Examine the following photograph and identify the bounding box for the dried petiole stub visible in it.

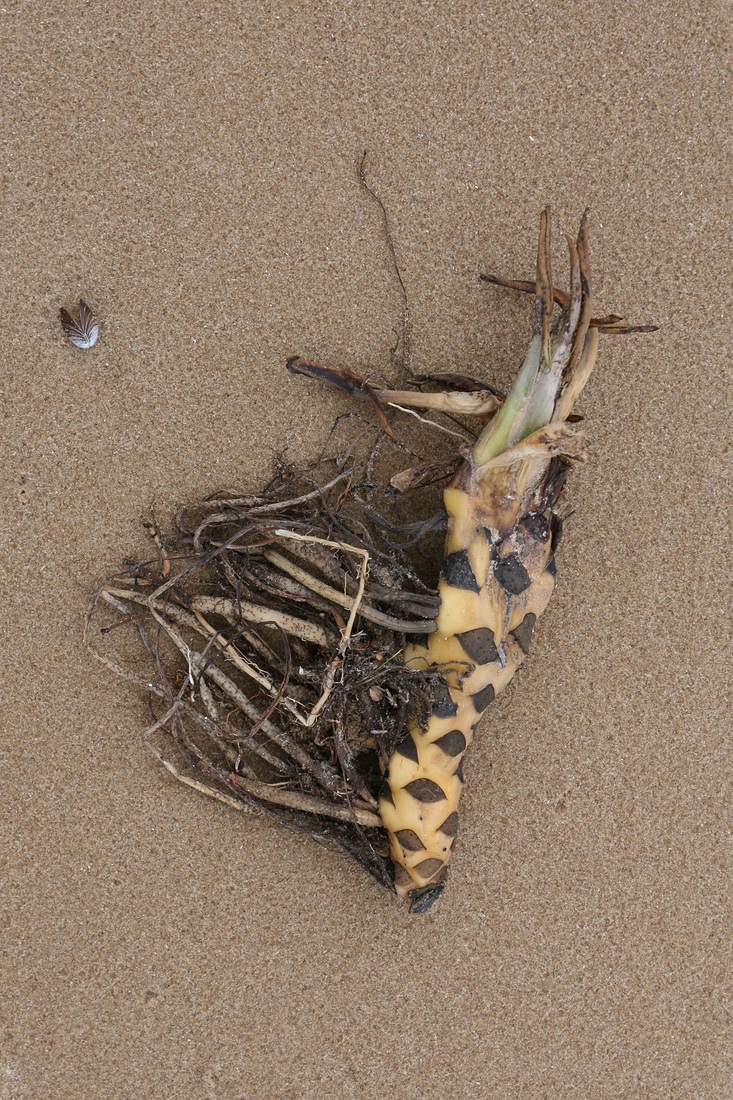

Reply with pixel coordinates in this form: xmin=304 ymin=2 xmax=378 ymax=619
xmin=88 ymin=206 xmax=655 ymax=912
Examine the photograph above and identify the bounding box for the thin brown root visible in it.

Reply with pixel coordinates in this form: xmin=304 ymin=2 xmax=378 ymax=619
xmin=230 ymin=773 xmax=382 ymax=827
xmin=261 ymin=547 xmax=434 ymax=634
xmin=384 ymin=402 xmax=473 ymax=442
xmin=358 ymin=150 xmax=412 ymax=379
xmin=272 ymin=529 xmax=369 ymax=728
xmin=147 ymin=737 xmax=382 ymax=828
xmin=103 ymin=586 xmax=332 ymax=648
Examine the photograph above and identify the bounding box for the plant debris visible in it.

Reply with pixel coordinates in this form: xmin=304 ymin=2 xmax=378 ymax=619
xmin=86 ymin=454 xmax=449 ymax=890
xmin=59 ymin=299 xmax=99 ymax=349
xmin=87 ymin=189 xmax=656 ymax=912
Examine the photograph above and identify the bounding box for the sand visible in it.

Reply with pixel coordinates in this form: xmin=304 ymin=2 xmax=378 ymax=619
xmin=2 ymin=3 xmax=731 ymax=1097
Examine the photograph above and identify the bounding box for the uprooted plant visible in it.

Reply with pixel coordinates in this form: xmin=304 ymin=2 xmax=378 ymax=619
xmin=87 ymin=199 xmax=655 ymax=912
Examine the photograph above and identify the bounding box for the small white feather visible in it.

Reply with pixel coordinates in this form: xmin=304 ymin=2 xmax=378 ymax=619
xmin=60 ymin=299 xmax=99 ymax=349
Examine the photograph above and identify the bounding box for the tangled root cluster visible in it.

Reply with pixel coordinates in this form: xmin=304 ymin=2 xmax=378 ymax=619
xmin=86 ymin=453 xmax=447 ymax=889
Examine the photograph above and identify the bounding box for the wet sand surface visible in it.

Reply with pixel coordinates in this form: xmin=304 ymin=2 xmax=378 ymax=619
xmin=2 ymin=4 xmax=731 ymax=1097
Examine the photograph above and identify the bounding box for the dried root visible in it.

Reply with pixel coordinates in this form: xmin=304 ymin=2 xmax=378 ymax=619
xmin=86 ymin=455 xmax=446 ymax=891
